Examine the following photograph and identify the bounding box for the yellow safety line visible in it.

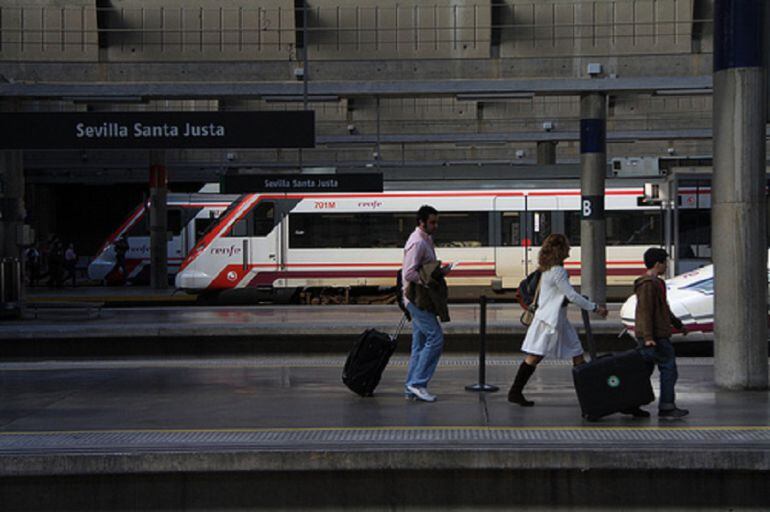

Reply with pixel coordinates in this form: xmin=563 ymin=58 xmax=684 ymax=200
xmin=2 ymin=425 xmax=770 ymax=436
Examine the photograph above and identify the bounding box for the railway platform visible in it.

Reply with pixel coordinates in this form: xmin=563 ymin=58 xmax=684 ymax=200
xmin=0 ymin=304 xmax=638 ymax=358
xmin=26 ymin=285 xmax=197 ymax=306
xmin=1 ymin=354 xmax=769 ymax=510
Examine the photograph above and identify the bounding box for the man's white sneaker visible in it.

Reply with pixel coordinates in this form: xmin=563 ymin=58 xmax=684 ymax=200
xmin=406 ymin=385 xmax=437 ymax=402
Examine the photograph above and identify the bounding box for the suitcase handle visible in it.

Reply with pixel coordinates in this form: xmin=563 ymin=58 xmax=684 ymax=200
xmin=580 ymin=308 xmax=597 ymax=361
xmin=391 ymin=314 xmax=407 ymax=342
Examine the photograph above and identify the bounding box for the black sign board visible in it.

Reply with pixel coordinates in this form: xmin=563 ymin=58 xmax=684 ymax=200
xmin=222 ymin=173 xmax=383 ymax=193
xmin=580 ymin=195 xmax=605 ymax=220
xmin=0 ymin=111 xmax=315 ymax=149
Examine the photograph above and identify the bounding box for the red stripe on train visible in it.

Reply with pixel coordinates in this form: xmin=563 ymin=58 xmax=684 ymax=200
xmin=245 ymin=269 xmax=497 ymax=287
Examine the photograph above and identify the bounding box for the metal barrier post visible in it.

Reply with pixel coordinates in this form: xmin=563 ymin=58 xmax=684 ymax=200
xmin=0 ymin=258 xmax=22 ymax=319
xmin=465 ymin=295 xmax=499 ymax=392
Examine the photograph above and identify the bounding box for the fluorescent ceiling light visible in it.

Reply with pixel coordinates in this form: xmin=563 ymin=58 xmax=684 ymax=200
xmin=262 ymin=95 xmax=339 ymax=103
xmin=456 ymin=92 xmax=534 ymax=101
xmin=654 ymin=88 xmax=712 ymax=96
xmin=65 ymin=96 xmax=145 ymax=103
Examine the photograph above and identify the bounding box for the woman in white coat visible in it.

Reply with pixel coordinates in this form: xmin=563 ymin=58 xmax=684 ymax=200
xmin=508 ymin=233 xmax=608 ymax=406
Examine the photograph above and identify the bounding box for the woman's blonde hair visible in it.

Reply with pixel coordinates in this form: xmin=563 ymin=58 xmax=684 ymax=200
xmin=538 ymin=233 xmax=570 ymax=271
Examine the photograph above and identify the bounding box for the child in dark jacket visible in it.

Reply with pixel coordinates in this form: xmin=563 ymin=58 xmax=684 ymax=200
xmin=634 ymin=247 xmax=689 ymax=419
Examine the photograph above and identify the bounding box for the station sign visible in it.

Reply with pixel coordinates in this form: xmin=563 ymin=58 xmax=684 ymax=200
xmin=0 ymin=111 xmax=315 ymax=149
xmin=580 ymin=195 xmax=605 ymax=220
xmin=222 ymin=173 xmax=383 ymax=193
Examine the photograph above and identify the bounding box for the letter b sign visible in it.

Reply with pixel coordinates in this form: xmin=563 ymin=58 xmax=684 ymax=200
xmin=581 ymin=195 xmax=604 ymax=220
xmin=582 ymin=199 xmax=592 ymax=217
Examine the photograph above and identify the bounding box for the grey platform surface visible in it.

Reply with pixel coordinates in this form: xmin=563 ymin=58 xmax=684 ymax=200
xmin=0 ymin=303 xmax=625 ymax=339
xmin=2 ymin=355 xmax=769 ymax=476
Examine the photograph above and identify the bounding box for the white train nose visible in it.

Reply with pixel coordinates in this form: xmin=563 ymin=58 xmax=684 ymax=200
xmin=175 ymin=268 xmax=211 ymax=290
xmin=87 ymin=258 xmax=114 ymax=281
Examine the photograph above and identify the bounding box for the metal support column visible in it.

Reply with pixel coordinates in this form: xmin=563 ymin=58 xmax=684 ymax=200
xmin=0 ymin=150 xmax=24 ymax=259
xmin=149 ymin=151 xmax=168 ymax=289
xmin=713 ymin=0 xmax=768 ymax=389
xmin=579 ymin=93 xmax=607 ymax=307
xmin=536 ymin=141 xmax=556 ymax=165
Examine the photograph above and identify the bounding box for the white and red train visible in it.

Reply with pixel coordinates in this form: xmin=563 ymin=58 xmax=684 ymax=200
xmin=87 ymin=193 xmax=238 ymax=284
xmin=174 ymin=183 xmax=710 ymax=294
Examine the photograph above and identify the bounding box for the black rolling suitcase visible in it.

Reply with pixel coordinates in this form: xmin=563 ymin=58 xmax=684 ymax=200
xmin=342 ymin=316 xmax=407 ymax=397
xmin=572 ymin=309 xmax=655 ymax=421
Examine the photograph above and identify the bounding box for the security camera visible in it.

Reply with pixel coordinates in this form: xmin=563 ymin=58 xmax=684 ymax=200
xmin=542 ymin=121 xmax=554 ymax=132
xmin=372 ymin=151 xmax=380 ymax=160
xmin=667 ymin=147 xmax=676 ymax=155
xmin=515 ymin=150 xmax=526 ymax=159
xmin=226 ymin=152 xmax=237 ymax=161
xmin=347 ymin=124 xmax=356 ymax=134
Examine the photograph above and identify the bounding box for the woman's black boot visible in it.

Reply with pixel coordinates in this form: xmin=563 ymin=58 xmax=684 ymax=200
xmin=507 ymin=361 xmax=536 ymax=406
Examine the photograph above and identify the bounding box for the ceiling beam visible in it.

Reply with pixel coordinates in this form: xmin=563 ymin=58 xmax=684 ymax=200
xmin=0 ymin=76 xmax=713 ymax=100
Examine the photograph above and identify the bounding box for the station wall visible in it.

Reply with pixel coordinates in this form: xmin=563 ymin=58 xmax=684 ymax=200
xmin=0 ymin=0 xmax=707 ymax=62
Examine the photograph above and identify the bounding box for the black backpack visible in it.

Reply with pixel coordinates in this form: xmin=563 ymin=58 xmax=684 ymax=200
xmin=516 ymin=270 xmax=542 ymax=310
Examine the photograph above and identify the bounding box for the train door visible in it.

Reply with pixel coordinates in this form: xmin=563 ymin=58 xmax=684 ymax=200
xmin=167 ymin=208 xmax=184 ymax=271
xmin=247 ymin=200 xmax=280 ymax=276
xmin=525 ymin=195 xmax=558 ymax=273
xmin=189 ymin=209 xmax=220 ymax=255
xmin=493 ymin=196 xmax=526 ymax=288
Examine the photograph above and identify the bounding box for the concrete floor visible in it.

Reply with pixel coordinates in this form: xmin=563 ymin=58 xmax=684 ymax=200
xmin=2 ymin=355 xmax=767 ymax=432
xmin=2 ymin=303 xmax=624 ymax=339
xmin=4 ymin=355 xmax=770 ymax=511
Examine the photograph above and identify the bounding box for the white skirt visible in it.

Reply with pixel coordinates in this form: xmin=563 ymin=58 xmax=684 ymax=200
xmin=521 ymin=308 xmax=584 ymax=359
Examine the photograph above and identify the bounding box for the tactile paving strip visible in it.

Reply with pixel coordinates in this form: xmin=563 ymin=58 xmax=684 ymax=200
xmin=0 ymin=357 xmax=716 ymax=371
xmin=1 ymin=427 xmax=769 ymax=455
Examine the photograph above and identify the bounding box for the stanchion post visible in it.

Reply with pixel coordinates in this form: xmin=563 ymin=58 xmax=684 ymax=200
xmin=465 ymin=295 xmax=499 ymax=392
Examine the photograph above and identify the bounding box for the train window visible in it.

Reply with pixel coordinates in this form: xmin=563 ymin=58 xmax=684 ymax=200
xmin=679 ymin=209 xmax=710 ymax=258
xmin=195 ymin=218 xmax=214 ymax=240
xmin=565 ymin=211 xmax=581 ymax=246
xmin=606 ymin=210 xmax=662 ymax=245
xmin=431 ymin=212 xmax=489 ymax=248
xmin=228 ymin=218 xmax=249 ymax=237
xmin=291 ymin=213 xmax=359 ymax=248
xmin=565 ymin=210 xmax=663 ymax=246
xmin=530 ymin=212 xmax=552 ymax=246
xmin=125 ymin=210 xmax=149 ymax=237
xmin=501 ymin=212 xmax=522 ymax=246
xmin=167 ymin=209 xmax=183 ymax=234
xmin=288 ymin=212 xmax=488 ymax=249
xmin=252 ymin=202 xmax=275 ymax=237
xmin=290 ymin=212 xmax=413 ymax=248
xmin=364 ymin=213 xmax=414 ymax=247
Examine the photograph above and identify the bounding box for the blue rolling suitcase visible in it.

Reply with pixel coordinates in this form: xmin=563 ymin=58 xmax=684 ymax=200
xmin=572 ymin=309 xmax=655 ymax=421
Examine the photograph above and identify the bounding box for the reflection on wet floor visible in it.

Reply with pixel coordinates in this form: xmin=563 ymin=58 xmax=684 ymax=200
xmin=1 ymin=356 xmax=767 ymax=432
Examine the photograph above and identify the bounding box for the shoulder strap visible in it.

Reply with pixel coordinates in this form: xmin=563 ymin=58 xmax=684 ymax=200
xmin=531 ymin=274 xmax=542 ymax=307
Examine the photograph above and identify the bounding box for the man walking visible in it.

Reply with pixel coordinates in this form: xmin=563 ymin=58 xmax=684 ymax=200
xmin=402 ymin=205 xmax=450 ymax=402
xmin=634 ymin=247 xmax=689 ymax=419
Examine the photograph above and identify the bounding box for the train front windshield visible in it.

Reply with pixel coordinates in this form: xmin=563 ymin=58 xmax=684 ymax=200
xmin=194 ymin=194 xmax=247 ymax=246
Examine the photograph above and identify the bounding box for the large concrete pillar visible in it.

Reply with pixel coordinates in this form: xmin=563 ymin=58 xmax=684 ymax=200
xmin=712 ymin=0 xmax=767 ymax=389
xmin=536 ymin=141 xmax=556 ymax=165
xmin=149 ymin=152 xmax=168 ymax=289
xmin=0 ymin=151 xmax=25 ymax=259
xmin=579 ymin=94 xmax=607 ymax=306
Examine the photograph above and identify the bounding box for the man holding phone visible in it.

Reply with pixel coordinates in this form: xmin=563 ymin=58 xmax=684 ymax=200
xmin=401 ymin=205 xmax=452 ymax=402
